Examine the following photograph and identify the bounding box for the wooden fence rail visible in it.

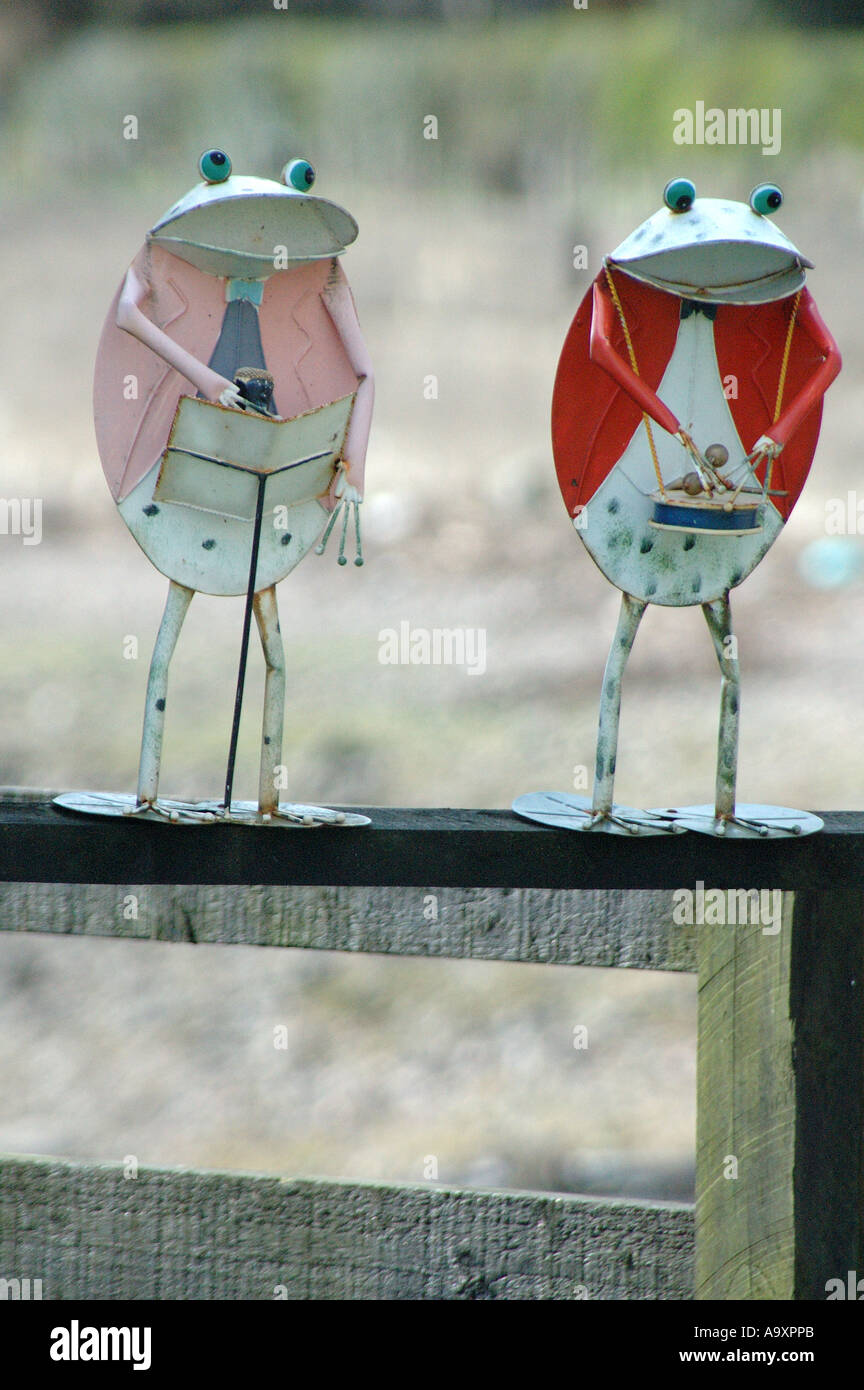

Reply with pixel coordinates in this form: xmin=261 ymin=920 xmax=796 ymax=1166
xmin=0 ymin=1156 xmax=693 ymax=1302
xmin=0 ymin=792 xmax=861 ymax=1300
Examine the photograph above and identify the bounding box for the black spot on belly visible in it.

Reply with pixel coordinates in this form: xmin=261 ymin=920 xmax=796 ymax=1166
xmin=202 ymin=539 xmax=216 ymax=550
xmin=281 ymin=533 xmax=292 ymax=546
xmin=155 ymin=698 xmax=165 ymax=712
xmin=639 ymin=536 xmax=654 ymax=554
xmin=683 ymin=534 xmax=696 ymax=551
xmin=143 ymin=504 xmax=159 ymax=517
xmin=691 ymin=575 xmax=702 ymax=592
xmin=730 ymin=569 xmax=743 ymax=586
xmin=610 ymin=528 xmax=633 ymax=550
xmin=264 ymin=736 xmax=271 ymax=745
xmin=645 ymin=580 xmax=657 ymax=596
xmin=607 ymin=497 xmax=620 ymax=515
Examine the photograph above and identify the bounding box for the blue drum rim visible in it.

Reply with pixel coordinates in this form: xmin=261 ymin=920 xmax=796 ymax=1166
xmin=649 ymin=500 xmax=762 ymax=533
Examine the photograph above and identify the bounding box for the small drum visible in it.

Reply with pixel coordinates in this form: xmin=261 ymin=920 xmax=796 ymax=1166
xmin=648 ymin=488 xmax=763 ymax=536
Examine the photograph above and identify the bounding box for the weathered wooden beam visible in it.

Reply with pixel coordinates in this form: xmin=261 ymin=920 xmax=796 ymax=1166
xmin=0 ymin=1154 xmax=694 ymax=1301
xmin=790 ymin=890 xmax=864 ymax=1300
xmin=0 ymin=791 xmax=860 ymax=889
xmin=0 ymin=882 xmax=696 ymax=971
xmin=695 ymin=889 xmax=864 ymax=1300
xmin=695 ymin=895 xmax=796 ymax=1298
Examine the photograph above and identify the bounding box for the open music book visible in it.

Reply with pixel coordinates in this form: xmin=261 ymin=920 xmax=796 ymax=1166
xmin=154 ymin=390 xmax=357 ymax=522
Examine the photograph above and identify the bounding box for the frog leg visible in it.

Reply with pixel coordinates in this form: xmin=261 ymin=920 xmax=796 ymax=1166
xmin=250 ymin=587 xmax=354 ymax=827
xmin=512 ymin=592 xmax=685 ymax=835
xmin=136 ymin=580 xmax=195 ymax=810
xmin=665 ymin=595 xmax=821 ymax=836
xmin=252 ymin=585 xmax=285 ymax=815
xmin=703 ymin=594 xmax=739 ymax=825
xmin=513 ymin=591 xmax=681 ymax=834
xmin=590 ymin=592 xmax=651 ymax=830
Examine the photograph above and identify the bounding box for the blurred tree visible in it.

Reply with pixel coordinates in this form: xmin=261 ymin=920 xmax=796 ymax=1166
xmin=667 ymin=0 xmax=864 ymax=28
xmin=11 ymin=0 xmax=864 ymax=22
xmin=15 ymin=0 xmax=644 ymax=28
xmin=785 ymin=0 xmax=864 ymax=22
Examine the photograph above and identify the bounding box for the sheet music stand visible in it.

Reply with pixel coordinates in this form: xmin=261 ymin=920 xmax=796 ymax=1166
xmin=154 ymin=390 xmax=356 ymax=812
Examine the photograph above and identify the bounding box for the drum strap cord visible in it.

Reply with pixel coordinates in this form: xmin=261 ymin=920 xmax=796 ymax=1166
xmin=603 ymin=263 xmax=667 ymax=498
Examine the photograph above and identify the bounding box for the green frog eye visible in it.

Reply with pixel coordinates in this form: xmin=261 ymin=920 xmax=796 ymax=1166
xmin=198 ymin=149 xmax=232 ymax=184
xmin=281 ymin=158 xmax=315 ymax=191
xmin=663 ymin=177 xmax=696 ymax=213
xmin=750 ymin=183 xmax=783 ymax=215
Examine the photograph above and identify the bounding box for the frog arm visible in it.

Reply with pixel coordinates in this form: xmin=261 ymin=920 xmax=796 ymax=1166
xmin=115 ymin=265 xmax=236 ymax=404
xmin=765 ymin=288 xmax=842 ymax=450
xmin=321 ymin=260 xmax=374 ymax=499
xmin=589 ymin=277 xmax=681 ymax=438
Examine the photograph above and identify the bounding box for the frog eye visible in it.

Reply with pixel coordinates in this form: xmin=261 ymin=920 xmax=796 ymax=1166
xmin=749 ymin=183 xmax=783 ymax=215
xmin=198 ymin=149 xmax=232 ymax=184
xmin=663 ymin=177 xmax=696 ymax=213
xmin=281 ymin=158 xmax=315 ymax=191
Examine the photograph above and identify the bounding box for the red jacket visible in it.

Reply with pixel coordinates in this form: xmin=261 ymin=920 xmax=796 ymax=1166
xmin=553 ymin=270 xmax=841 ymax=523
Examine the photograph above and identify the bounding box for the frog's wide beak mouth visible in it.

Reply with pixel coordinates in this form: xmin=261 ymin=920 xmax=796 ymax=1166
xmin=148 ymin=186 xmax=357 ymax=277
xmin=609 ymin=242 xmax=810 ymax=305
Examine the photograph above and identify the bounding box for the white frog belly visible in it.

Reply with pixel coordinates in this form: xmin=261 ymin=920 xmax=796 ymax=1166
xmin=119 ymin=458 xmax=328 ymax=597
xmin=580 ymin=312 xmax=781 ymax=606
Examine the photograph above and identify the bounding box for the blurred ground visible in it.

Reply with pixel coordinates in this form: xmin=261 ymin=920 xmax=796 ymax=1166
xmin=0 ymin=933 xmax=696 ymax=1200
xmin=1 ymin=9 xmax=863 ymax=1200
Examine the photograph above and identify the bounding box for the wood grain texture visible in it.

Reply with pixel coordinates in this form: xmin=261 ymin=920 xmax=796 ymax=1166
xmin=0 ymin=1155 xmax=694 ymax=1301
xmin=0 ymin=882 xmax=696 ymax=971
xmin=0 ymin=791 xmax=856 ymax=889
xmin=695 ymin=894 xmax=796 ymax=1300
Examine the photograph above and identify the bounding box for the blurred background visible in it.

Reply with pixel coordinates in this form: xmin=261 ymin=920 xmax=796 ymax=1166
xmin=1 ymin=0 xmax=863 ymax=1204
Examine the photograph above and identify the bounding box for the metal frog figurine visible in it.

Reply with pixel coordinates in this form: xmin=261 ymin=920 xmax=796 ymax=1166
xmin=57 ymin=149 xmax=373 ymax=827
xmin=514 ymin=179 xmax=841 ymax=838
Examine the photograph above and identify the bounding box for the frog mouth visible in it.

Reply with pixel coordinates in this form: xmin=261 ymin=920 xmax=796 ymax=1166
xmin=608 ymin=242 xmax=811 ymax=305
xmin=149 ymin=184 xmax=358 ymax=277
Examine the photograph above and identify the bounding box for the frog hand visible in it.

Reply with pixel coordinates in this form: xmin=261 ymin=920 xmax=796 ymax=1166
xmin=219 ymin=383 xmax=245 ymax=410
xmin=317 ymin=472 xmax=365 ymax=567
xmin=330 ymin=463 xmax=362 ymax=507
xmin=749 ymin=434 xmax=783 ymax=461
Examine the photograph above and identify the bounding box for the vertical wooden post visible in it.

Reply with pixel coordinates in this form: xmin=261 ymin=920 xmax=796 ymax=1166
xmin=789 ymin=890 xmax=864 ymax=1299
xmin=695 ymin=889 xmax=864 ymax=1299
xmin=695 ymin=893 xmax=797 ymax=1298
